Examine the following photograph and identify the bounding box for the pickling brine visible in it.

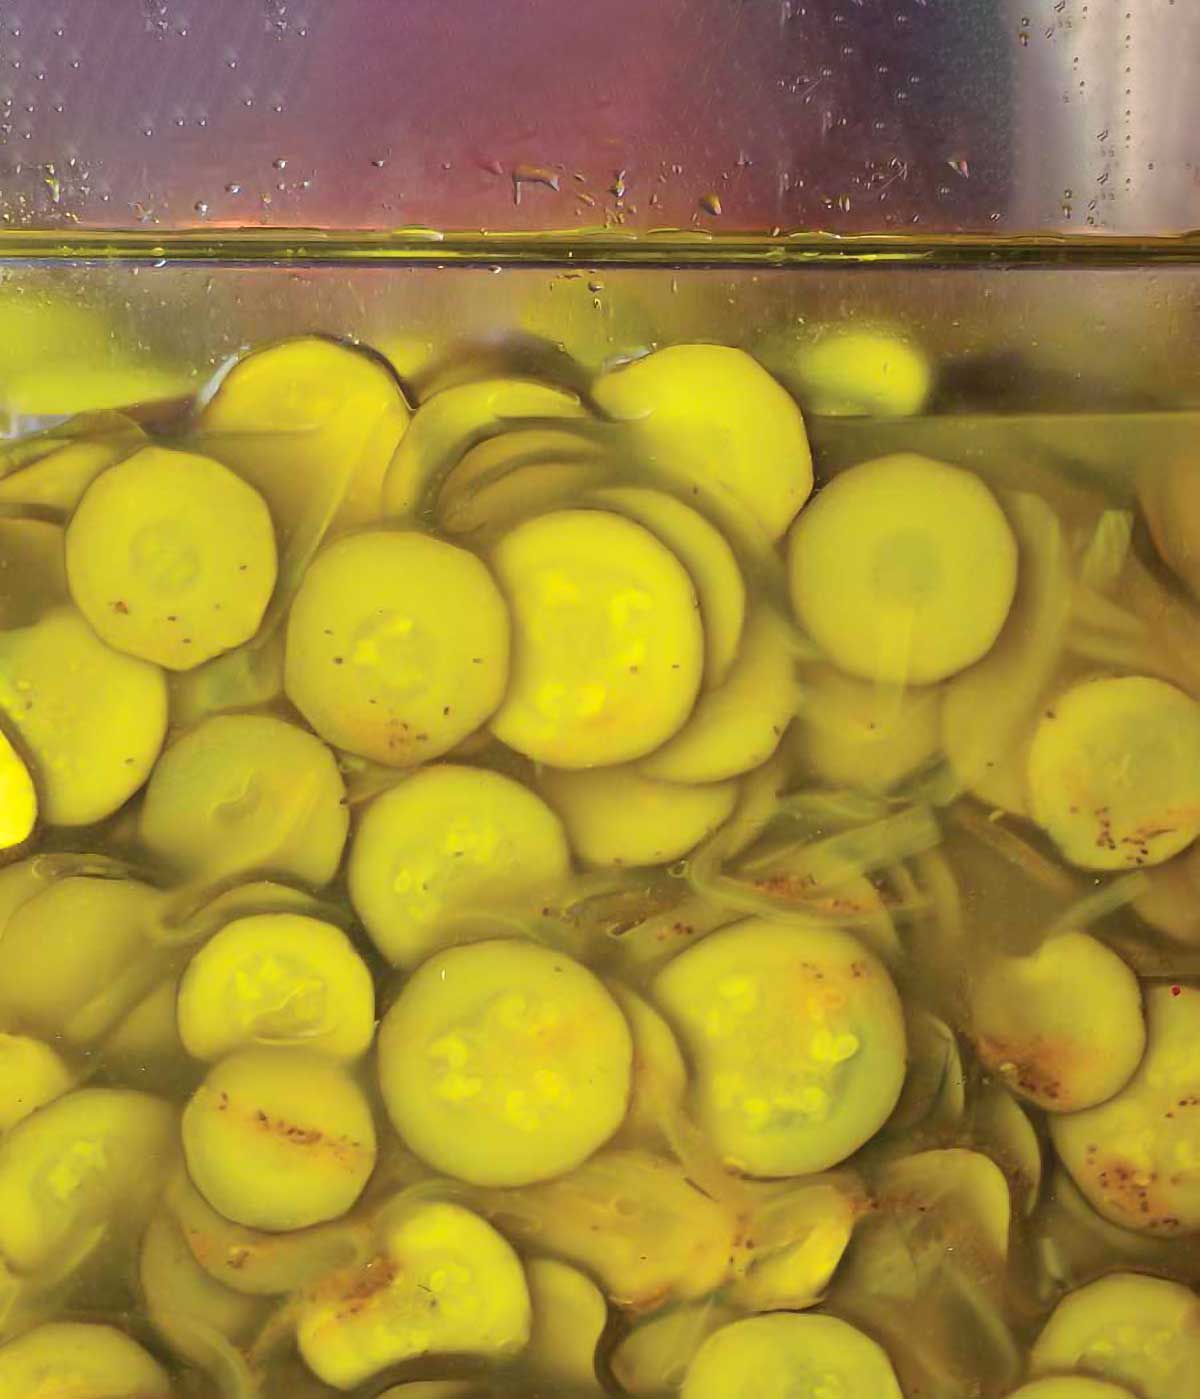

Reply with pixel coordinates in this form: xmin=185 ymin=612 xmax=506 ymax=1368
xmin=0 ymin=321 xmax=1198 ymax=1399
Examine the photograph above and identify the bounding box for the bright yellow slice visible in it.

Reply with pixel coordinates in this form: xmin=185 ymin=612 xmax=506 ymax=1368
xmin=177 ymin=913 xmax=376 ymax=1062
xmin=0 ymin=1088 xmax=176 ymax=1277
xmin=1030 ymin=1272 xmax=1200 ymax=1399
xmin=1027 ymin=675 xmax=1200 ymax=870
xmin=788 ymin=453 xmax=1018 ymax=684
xmin=139 ymin=713 xmax=348 ymax=886
xmin=182 ymin=1046 xmax=377 ymax=1231
xmin=788 ymin=327 xmax=932 ymax=417
xmin=593 ymin=344 xmax=813 ymax=539
xmin=296 ymin=1199 xmax=531 ymax=1390
xmin=1051 ymin=983 xmax=1200 ymax=1235
xmin=66 ymin=445 xmax=277 ymax=670
xmin=197 ymin=334 xmax=411 ymax=532
xmin=285 ymin=530 xmax=510 ymax=766
xmin=378 ymin=938 xmax=632 ymax=1186
xmin=0 ymin=1322 xmax=172 ymax=1399
xmin=0 ymin=605 xmax=167 ymax=825
xmin=653 ymin=917 xmax=906 ymax=1177
xmin=970 ymin=931 xmax=1145 ymax=1112
xmin=348 ymin=763 xmax=570 ymax=968
xmin=489 ymin=508 xmax=702 ymax=767
xmin=682 ymin=1313 xmax=903 ymax=1399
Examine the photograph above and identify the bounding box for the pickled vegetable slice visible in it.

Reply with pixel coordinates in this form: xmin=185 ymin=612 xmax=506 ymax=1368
xmin=1030 ymin=1272 xmax=1200 ymax=1399
xmin=296 ymin=1199 xmax=531 ymax=1390
xmin=197 ymin=335 xmax=411 ymax=532
xmin=382 ymin=376 xmax=586 ymax=522
xmin=788 ymin=453 xmax=1018 ymax=684
xmin=141 ymin=1211 xmax=265 ymax=1346
xmin=525 ymin=1256 xmax=606 ymax=1391
xmin=0 ymin=1322 xmax=171 ymax=1399
xmin=539 ymin=764 xmax=737 ymax=868
xmin=167 ymin=1169 xmax=366 ymax=1297
xmin=285 ymin=531 xmax=510 ymax=766
xmin=593 ymin=345 xmax=813 ymax=540
xmin=0 ymin=729 xmax=35 ymax=850
xmin=682 ymin=1313 xmax=903 ymax=1399
xmin=0 ymin=606 xmax=167 ymax=825
xmin=489 ymin=508 xmax=703 ymax=767
xmin=0 ymin=1035 xmax=73 ymax=1131
xmin=139 ymin=713 xmax=348 ymax=886
xmin=1051 ymin=983 xmax=1200 ymax=1234
xmin=0 ymin=427 xmax=141 ymax=513
xmin=0 ymin=1088 xmax=175 ymax=1276
xmin=652 ymin=918 xmax=906 ymax=1176
xmin=943 ymin=492 xmax=1070 ymax=813
xmin=182 ymin=1047 xmax=377 ymax=1231
xmin=66 ymin=445 xmax=277 ymax=670
xmin=378 ymin=939 xmax=632 ymax=1186
xmin=639 ymin=606 xmax=799 ymax=784
xmin=478 ymin=1149 xmax=736 ymax=1309
xmin=586 ymin=485 xmax=747 ymax=686
xmin=787 ymin=328 xmax=932 ymax=418
xmin=970 ymin=931 xmax=1145 ymax=1112
xmin=0 ymin=876 xmax=167 ymax=1046
xmin=1027 ymin=675 xmax=1200 ymax=870
xmin=348 ymin=764 xmax=570 ymax=968
xmin=177 ymin=913 xmax=376 ymax=1062
xmin=793 ymin=664 xmax=942 ymax=793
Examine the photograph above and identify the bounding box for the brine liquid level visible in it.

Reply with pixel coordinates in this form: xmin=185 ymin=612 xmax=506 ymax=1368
xmin=0 ymin=313 xmax=1198 ymax=1399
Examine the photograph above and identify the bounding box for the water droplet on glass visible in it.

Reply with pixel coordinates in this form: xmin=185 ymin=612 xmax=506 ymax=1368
xmin=194 ymin=200 xmax=210 ymax=216
xmin=226 ymin=57 xmax=238 ymax=69
xmin=225 ymin=182 xmax=242 ymax=194
xmin=273 ymin=157 xmax=287 ymax=170
xmin=143 ymin=127 xmax=154 ymax=138
xmin=699 ymin=191 xmax=722 ymax=215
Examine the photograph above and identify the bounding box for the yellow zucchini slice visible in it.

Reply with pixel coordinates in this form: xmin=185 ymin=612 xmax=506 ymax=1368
xmin=970 ymin=931 xmax=1145 ymax=1112
xmin=788 ymin=453 xmax=1018 ymax=684
xmin=285 ymin=530 xmax=510 ymax=766
xmin=0 ymin=1035 xmax=73 ymax=1132
xmin=139 ymin=713 xmax=348 ymax=886
xmin=177 ymin=913 xmax=376 ymax=1062
xmin=1051 ymin=983 xmax=1200 ymax=1234
xmin=379 ymin=939 xmax=631 ymax=1187
xmin=348 ymin=764 xmax=570 ymax=968
xmin=1027 ymin=675 xmax=1200 ymax=870
xmin=182 ymin=1046 xmax=377 ymax=1232
xmin=65 ymin=445 xmax=277 ymax=670
xmin=296 ymin=1198 xmax=530 ymax=1390
xmin=0 ymin=1322 xmax=171 ymax=1399
xmin=593 ymin=344 xmax=813 ymax=540
xmin=525 ymin=1256 xmax=607 ymax=1391
xmin=652 ymin=917 xmax=906 ymax=1176
xmin=1030 ymin=1272 xmax=1200 ymax=1399
xmin=682 ymin=1313 xmax=903 ymax=1399
xmin=786 ymin=327 xmax=932 ymax=418
xmin=489 ymin=508 xmax=703 ymax=767
xmin=0 ymin=606 xmax=167 ymax=826
xmin=196 ymin=335 xmax=411 ymax=532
